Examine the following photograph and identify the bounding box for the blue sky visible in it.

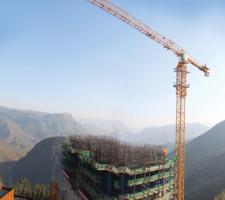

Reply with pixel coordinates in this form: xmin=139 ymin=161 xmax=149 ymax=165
xmin=0 ymin=0 xmax=225 ymax=128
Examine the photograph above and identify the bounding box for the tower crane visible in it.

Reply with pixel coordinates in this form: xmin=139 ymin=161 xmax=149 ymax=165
xmin=85 ymin=0 xmax=210 ymax=199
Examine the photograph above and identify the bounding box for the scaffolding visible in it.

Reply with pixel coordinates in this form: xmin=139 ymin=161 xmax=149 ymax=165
xmin=61 ymin=135 xmax=175 ymax=200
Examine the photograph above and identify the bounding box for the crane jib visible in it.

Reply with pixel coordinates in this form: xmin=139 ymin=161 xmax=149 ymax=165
xmin=87 ymin=0 xmax=209 ymax=75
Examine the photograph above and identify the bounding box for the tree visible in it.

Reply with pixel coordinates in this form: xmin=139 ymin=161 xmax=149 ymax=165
xmin=15 ymin=178 xmax=32 ymax=198
xmin=0 ymin=175 xmax=3 ymax=187
xmin=14 ymin=178 xmax=64 ymax=200
xmin=32 ymin=184 xmax=49 ymax=200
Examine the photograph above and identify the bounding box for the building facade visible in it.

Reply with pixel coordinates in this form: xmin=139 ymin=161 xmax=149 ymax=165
xmin=61 ymin=136 xmax=175 ymax=200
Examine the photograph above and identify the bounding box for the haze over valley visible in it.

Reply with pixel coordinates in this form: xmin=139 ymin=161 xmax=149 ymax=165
xmin=0 ymin=106 xmax=224 ymax=200
xmin=0 ymin=106 xmax=208 ymax=162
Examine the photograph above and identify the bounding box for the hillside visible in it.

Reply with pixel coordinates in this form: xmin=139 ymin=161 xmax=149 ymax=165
xmin=185 ymin=120 xmax=225 ymax=200
xmin=0 ymin=106 xmax=86 ymax=162
xmin=0 ymin=141 xmax=27 ymax=162
xmin=0 ymin=137 xmax=65 ymax=186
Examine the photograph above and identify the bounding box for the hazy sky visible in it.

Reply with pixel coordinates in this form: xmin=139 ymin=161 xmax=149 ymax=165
xmin=0 ymin=0 xmax=225 ymax=128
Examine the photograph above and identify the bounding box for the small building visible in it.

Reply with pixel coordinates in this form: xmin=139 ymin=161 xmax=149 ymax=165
xmin=0 ymin=187 xmax=31 ymax=200
xmin=0 ymin=187 xmax=14 ymax=200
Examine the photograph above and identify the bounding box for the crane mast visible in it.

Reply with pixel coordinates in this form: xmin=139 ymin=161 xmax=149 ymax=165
xmin=85 ymin=0 xmax=210 ymax=200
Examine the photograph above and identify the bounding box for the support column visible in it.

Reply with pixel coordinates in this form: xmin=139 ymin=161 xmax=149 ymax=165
xmin=174 ymin=60 xmax=189 ymax=200
xmin=120 ymin=174 xmax=126 ymax=195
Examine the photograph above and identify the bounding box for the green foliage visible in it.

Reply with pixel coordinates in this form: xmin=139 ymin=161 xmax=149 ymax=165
xmin=214 ymin=189 xmax=225 ymax=200
xmin=32 ymin=184 xmax=49 ymax=200
xmin=15 ymin=178 xmax=32 ymax=198
xmin=14 ymin=178 xmax=65 ymax=200
xmin=0 ymin=175 xmax=3 ymax=185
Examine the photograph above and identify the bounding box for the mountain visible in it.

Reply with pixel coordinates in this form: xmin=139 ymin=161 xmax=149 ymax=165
xmin=0 ymin=120 xmax=218 ymax=200
xmin=77 ymin=119 xmax=133 ymax=133
xmin=0 ymin=137 xmax=65 ymax=186
xmin=185 ymin=120 xmax=225 ymax=200
xmin=0 ymin=106 xmax=86 ymax=162
xmin=125 ymin=123 xmax=208 ymax=145
xmin=78 ymin=119 xmax=208 ymax=145
xmin=77 ymin=118 xmax=137 ymax=141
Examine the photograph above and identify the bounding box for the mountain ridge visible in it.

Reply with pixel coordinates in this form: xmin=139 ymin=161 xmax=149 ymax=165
xmin=78 ymin=118 xmax=208 ymax=144
xmin=0 ymin=106 xmax=86 ymax=162
xmin=1 ymin=117 xmax=224 ymax=200
xmin=185 ymin=120 xmax=225 ymax=200
xmin=0 ymin=105 xmax=208 ymax=163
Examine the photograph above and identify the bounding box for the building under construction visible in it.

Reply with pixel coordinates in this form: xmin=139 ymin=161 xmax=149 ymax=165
xmin=61 ymin=135 xmax=175 ymax=200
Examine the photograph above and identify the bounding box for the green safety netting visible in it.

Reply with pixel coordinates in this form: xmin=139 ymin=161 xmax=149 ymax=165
xmin=62 ymin=144 xmax=175 ymax=199
xmin=125 ymin=180 xmax=174 ymax=200
xmin=80 ymin=166 xmax=102 ymax=184
xmin=114 ymin=171 xmax=174 ymax=189
xmin=64 ymin=147 xmax=175 ymax=175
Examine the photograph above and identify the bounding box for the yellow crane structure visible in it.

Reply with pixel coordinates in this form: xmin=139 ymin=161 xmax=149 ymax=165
xmin=85 ymin=0 xmax=210 ymax=199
